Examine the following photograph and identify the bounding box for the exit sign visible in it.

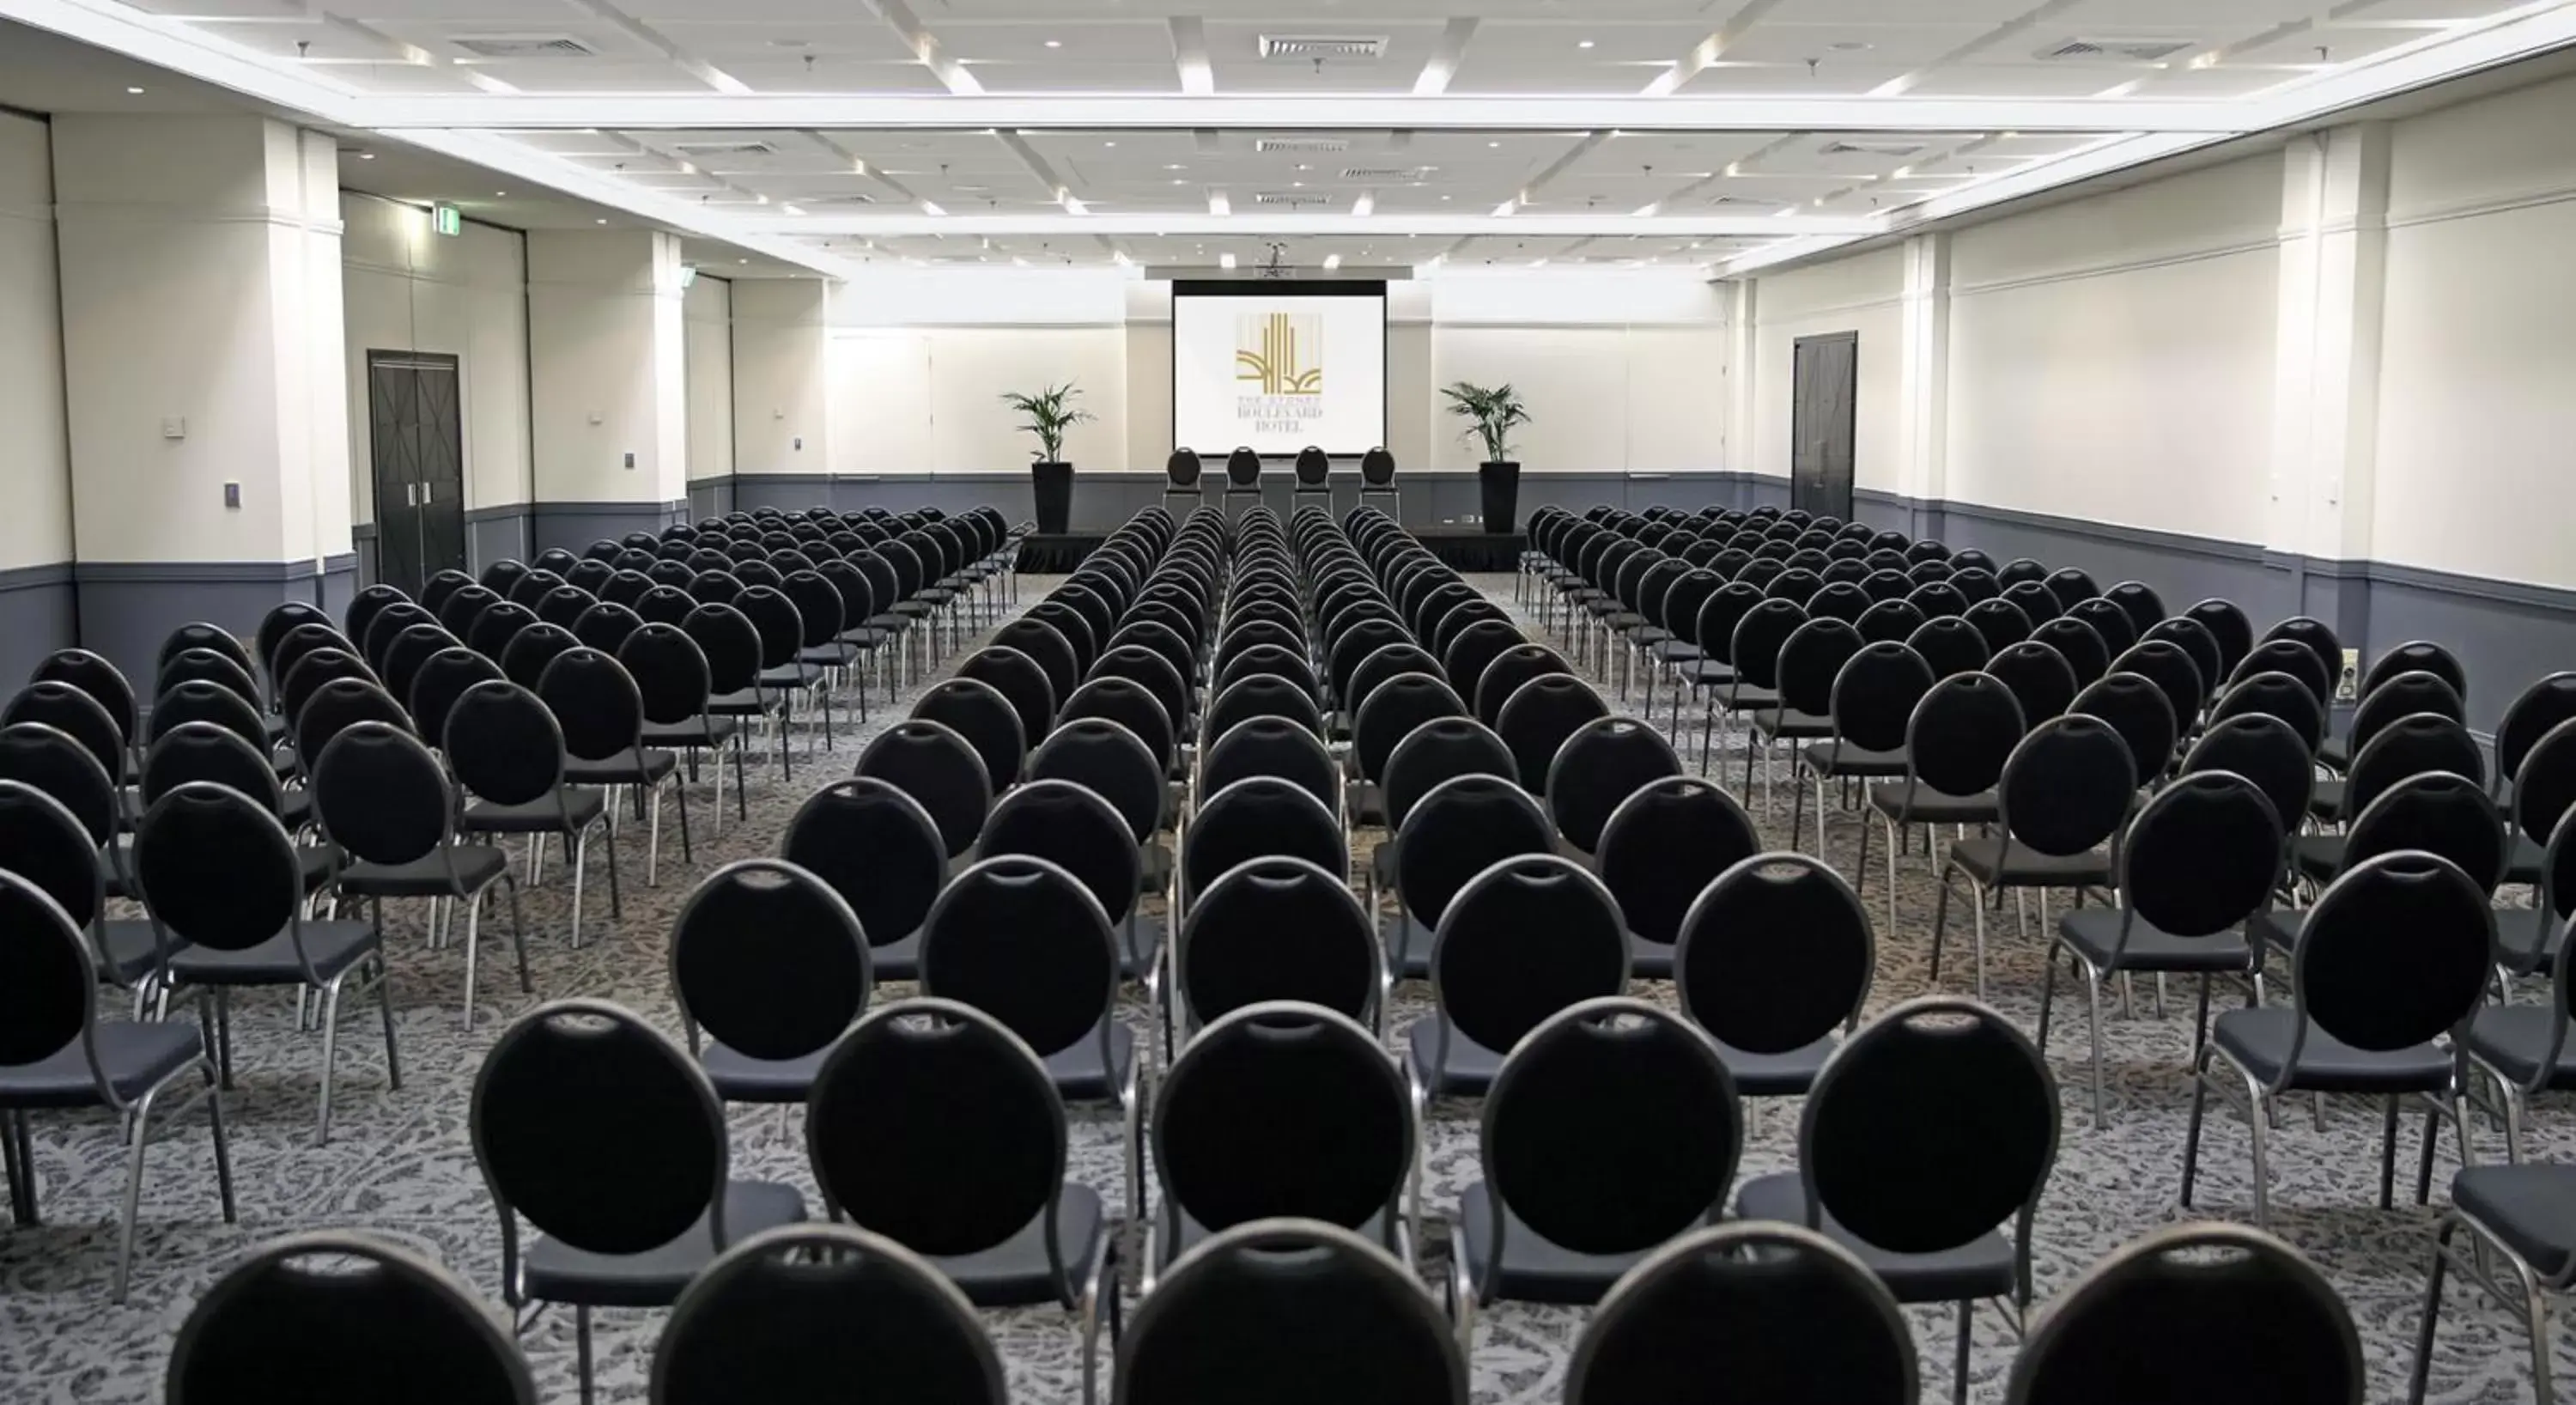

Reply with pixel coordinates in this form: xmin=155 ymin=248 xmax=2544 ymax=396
xmin=432 ymin=204 xmax=462 ymax=237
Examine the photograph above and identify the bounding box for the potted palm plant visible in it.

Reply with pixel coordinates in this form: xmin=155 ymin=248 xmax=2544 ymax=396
xmin=1002 ymin=382 xmax=1094 ymax=533
xmin=1443 ymin=381 xmax=1532 ymax=533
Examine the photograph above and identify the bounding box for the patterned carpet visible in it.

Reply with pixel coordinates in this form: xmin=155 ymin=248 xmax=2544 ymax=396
xmin=0 ymin=570 xmax=2565 ymax=1404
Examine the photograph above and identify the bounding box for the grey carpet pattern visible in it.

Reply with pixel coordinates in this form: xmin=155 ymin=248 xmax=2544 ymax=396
xmin=1 ymin=570 xmax=2566 ymax=1403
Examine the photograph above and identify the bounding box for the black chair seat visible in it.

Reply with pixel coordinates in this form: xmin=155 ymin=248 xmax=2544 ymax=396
xmin=1040 ymin=1019 xmax=1137 ymax=1104
xmin=701 ymin=1040 xmax=829 ymax=1104
xmin=1651 ymin=641 xmax=1703 ymax=664
xmin=1719 ymin=686 xmax=1781 ymax=713
xmin=523 ymin=1180 xmax=806 ymax=1308
xmin=2307 ymin=780 xmax=2345 ymax=821
xmin=1631 ymin=626 xmax=1671 ymax=646
xmin=935 ymin=1183 xmax=1107 ymax=1308
xmin=799 ymin=643 xmax=854 ymax=668
xmin=837 ymin=627 xmax=894 ymax=650
xmin=2507 ymin=831 xmax=2547 ymax=887
xmin=1455 ymin=1180 xmax=1650 ymax=1304
xmin=1370 ymin=840 xmax=1395 ymax=891
xmin=2290 ymin=834 xmax=2344 ymax=885
xmin=1748 ymin=708 xmax=1832 ymax=740
xmin=2057 ymin=908 xmax=2256 ymax=974
xmin=757 ymin=663 xmax=827 ymax=690
xmin=1351 ymin=782 xmax=1385 ymax=829
xmin=95 ymin=919 xmax=173 ymax=987
xmin=2465 ymin=1006 xmax=2576 ymax=1090
xmin=864 ymin=613 xmax=914 ymax=634
xmin=1163 ymin=1202 xmax=1395 ymax=1271
xmin=462 ymin=788 xmax=605 ymax=836
xmin=1116 ymin=916 xmax=1163 ymax=983
xmin=2318 ymin=737 xmax=2351 ymax=772
xmin=1947 ymin=838 xmax=2111 ymax=889
xmin=706 ymin=688 xmax=784 ymax=718
xmin=0 ymin=1019 xmax=204 ymax=1110
xmin=1733 ymin=1173 xmax=2015 ymax=1303
xmin=894 ymin=602 xmax=935 ymax=618
xmin=641 ymin=715 xmax=742 ymax=749
xmin=1628 ymin=934 xmax=1675 ymax=982
xmin=2497 ymin=906 xmax=2563 ymax=971
xmin=1141 ymin=841 xmax=1175 ymax=893
xmin=1867 ymin=785 xmax=1999 ymax=824
xmin=565 ymin=748 xmax=677 ymax=787
xmin=1677 ymin=660 xmax=1733 ymax=684
xmin=337 ymin=845 xmax=509 ymax=898
xmin=1800 ymin=742 xmax=1908 ymax=778
xmin=166 ymin=919 xmax=380 ymax=987
xmin=2209 ymin=1007 xmax=2453 ymax=1093
xmin=867 ymin=930 xmax=921 ymax=983
xmin=1602 ymin=611 xmax=1644 ymax=631
xmin=2453 ymin=1163 xmax=2576 ymax=1280
xmin=1404 ymin=1019 xmax=1506 ymax=1098
xmin=1384 ymin=910 xmax=1434 ymax=982
xmin=1715 ymin=1034 xmax=1838 ymax=1097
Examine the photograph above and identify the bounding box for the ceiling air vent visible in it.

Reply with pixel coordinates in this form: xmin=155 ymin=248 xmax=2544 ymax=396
xmin=1259 ymin=35 xmax=1388 ymax=62
xmin=1342 ymin=167 xmax=1429 ymax=183
xmin=671 ymin=141 xmax=780 ymax=157
xmin=1820 ymin=140 xmax=1927 ymax=158
xmin=2039 ymin=38 xmax=2195 ymax=62
xmin=1255 ymin=137 xmax=1351 ymax=155
xmin=1253 ymin=191 xmax=1335 ymax=208
xmin=450 ymin=34 xmax=597 ymax=58
xmin=797 ymin=194 xmax=877 ymax=206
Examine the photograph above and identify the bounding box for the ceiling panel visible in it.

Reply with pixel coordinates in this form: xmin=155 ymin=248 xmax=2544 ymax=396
xmin=1202 ymin=20 xmax=1450 ymax=94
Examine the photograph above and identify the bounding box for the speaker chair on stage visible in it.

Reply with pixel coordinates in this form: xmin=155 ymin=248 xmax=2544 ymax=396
xmin=1164 ymin=448 xmax=1206 ymax=518
xmin=1293 ymin=446 xmax=1333 ymax=512
xmin=1359 ymin=446 xmax=1400 ymax=522
xmin=1223 ymin=447 xmax=1264 ymax=523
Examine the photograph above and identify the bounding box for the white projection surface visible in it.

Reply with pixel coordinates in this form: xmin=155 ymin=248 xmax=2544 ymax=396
xmin=1172 ymin=286 xmax=1388 ymax=456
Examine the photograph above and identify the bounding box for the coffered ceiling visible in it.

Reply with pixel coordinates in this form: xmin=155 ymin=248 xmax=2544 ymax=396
xmin=8 ymin=0 xmax=2576 ymax=277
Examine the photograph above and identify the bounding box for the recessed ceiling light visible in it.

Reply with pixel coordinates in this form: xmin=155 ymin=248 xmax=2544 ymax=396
xmin=1103 ymin=141 xmax=1116 ymax=148
xmin=738 ymin=258 xmax=749 ymax=264
xmin=1829 ymin=40 xmax=1872 ymax=52
xmin=595 ymin=218 xmax=608 ymax=224
xmin=1577 ymin=40 xmax=1595 ymax=49
xmin=1044 ymin=39 xmax=1061 ymax=47
xmin=1163 ymin=163 xmax=1184 ymax=171
xmin=125 ymin=85 xmax=145 ymax=94
xmin=1486 ymin=141 xmax=1501 ymax=149
xmin=357 ymin=152 xmax=376 ymax=161
xmin=1171 ymin=179 xmax=1186 ymax=185
xmin=1219 ymin=252 xmax=1236 ymax=270
xmin=1291 ymin=180 xmax=1303 ymax=187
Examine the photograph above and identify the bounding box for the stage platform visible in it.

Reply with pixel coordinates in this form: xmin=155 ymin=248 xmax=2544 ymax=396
xmin=1018 ymin=527 xmax=1524 ymax=575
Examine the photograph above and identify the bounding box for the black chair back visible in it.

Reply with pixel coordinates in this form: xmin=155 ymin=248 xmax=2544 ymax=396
xmin=0 ymin=721 xmax=118 ymax=848
xmin=671 ymin=859 xmax=872 ymax=1063
xmin=2064 ymin=597 xmax=2138 ymax=658
xmin=2342 ymin=712 xmax=2485 ymax=822
xmin=3 ymin=681 xmax=127 ymax=784
xmin=1676 ymin=855 xmax=1873 ymax=1055
xmin=30 ymin=648 xmax=136 ymax=747
xmin=1182 ymin=777 xmax=1345 ymax=906
xmin=2498 ymin=672 xmax=2576 ymax=791
xmin=1177 ymin=858 xmax=1378 ymax=1027
xmin=1568 ymin=1222 xmax=1916 ymax=1405
xmin=1483 ymin=998 xmax=1740 ymax=1266
xmin=2030 ymin=617 xmax=2108 ymax=687
xmin=782 ymin=779 xmax=947 ymax=957
xmin=1905 ymin=617 xmax=1988 ymax=679
xmin=1206 ymin=674 xmax=1325 ymax=742
xmin=1544 ymin=717 xmax=1682 ymax=856
xmin=912 ymin=678 xmax=1027 ymax=792
xmin=169 ymin=1232 xmax=538 ymax=1405
xmin=2342 ymin=772 xmax=2507 ymax=893
xmin=1202 ymin=717 xmax=1337 ymax=812
xmin=2118 ymin=772 xmax=2283 ymax=952
xmin=144 ymin=679 xmax=266 ymax=755
xmin=157 ymin=647 xmax=259 ymax=705
xmin=2233 ymin=639 xmax=2334 ymax=715
xmin=1027 ymin=720 xmax=1163 ymax=844
xmin=2291 ymin=852 xmax=2494 ymax=1066
xmin=1963 ymin=598 xmax=2031 ymax=655
xmin=1998 ymin=715 xmax=2136 ymax=858
xmin=854 ymin=720 xmax=992 ymax=861
xmin=2181 ymin=715 xmax=2315 ymax=855
xmin=2073 ymin=672 xmax=2178 ymax=781
xmin=2211 ymin=669 xmax=2326 ymax=754
xmin=1985 ymin=641 xmax=2078 ymax=724
xmin=1431 ymin=855 xmax=1629 ymax=1059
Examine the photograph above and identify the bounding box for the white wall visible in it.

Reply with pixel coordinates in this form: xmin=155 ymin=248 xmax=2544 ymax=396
xmin=1749 ymin=248 xmax=1905 ymax=490
xmin=731 ymin=278 xmax=830 ymax=478
xmin=822 ymin=265 xmax=1727 ymax=476
xmin=340 ymin=194 xmax=530 ymax=518
xmin=1941 ymin=155 xmax=2282 ymax=543
xmin=0 ymin=111 xmax=70 ymax=572
xmin=684 ymin=274 xmax=734 ymax=483
xmin=2372 ymin=71 xmax=2576 ymax=588
xmin=526 ymin=228 xmax=690 ymax=504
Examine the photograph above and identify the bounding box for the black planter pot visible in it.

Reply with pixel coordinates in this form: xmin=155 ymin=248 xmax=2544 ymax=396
xmin=1031 ymin=460 xmax=1073 ymax=533
xmin=1478 ymin=460 xmax=1522 ymax=535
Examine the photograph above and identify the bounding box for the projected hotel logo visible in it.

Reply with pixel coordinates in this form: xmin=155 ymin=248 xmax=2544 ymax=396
xmin=1236 ymin=313 xmax=1325 ymax=396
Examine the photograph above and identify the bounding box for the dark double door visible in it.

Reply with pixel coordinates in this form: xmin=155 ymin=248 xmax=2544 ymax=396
xmin=1790 ymin=331 xmax=1858 ymax=520
xmin=367 ymin=351 xmax=467 ymax=597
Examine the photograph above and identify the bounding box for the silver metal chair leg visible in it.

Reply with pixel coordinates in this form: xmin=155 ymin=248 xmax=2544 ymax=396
xmin=314 ymin=976 xmax=345 ymax=1147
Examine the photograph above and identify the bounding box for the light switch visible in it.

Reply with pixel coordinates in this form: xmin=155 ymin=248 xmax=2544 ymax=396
xmin=222 ymin=482 xmax=240 ymax=509
xmin=588 ymin=411 xmax=605 ymax=427
xmin=623 ymin=452 xmax=636 ymax=469
xmin=793 ymin=436 xmax=804 ymax=452
xmin=161 ymin=417 xmax=186 ymax=440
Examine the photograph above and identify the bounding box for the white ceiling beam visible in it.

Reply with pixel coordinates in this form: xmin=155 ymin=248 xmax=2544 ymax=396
xmin=556 ymin=0 xmax=750 ymax=95
xmin=1642 ymin=0 xmax=1785 ymax=97
xmin=863 ymin=0 xmax=980 ymax=96
xmin=1169 ymin=17 xmax=1213 ymax=96
xmin=304 ymin=94 xmax=2259 ymax=134
xmin=1413 ymin=17 xmax=1478 ymax=97
xmin=720 ymin=212 xmax=1878 ymax=238
xmin=1867 ymin=0 xmax=2087 ymax=99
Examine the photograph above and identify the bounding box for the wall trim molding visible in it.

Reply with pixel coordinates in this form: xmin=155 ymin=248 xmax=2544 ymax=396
xmin=52 ymin=202 xmax=343 ymax=235
xmin=1757 ymin=291 xmax=1905 ymax=323
xmin=2383 ymin=178 xmax=2576 ymax=234
xmin=0 ymin=563 xmax=74 ymax=592
xmin=527 ymin=499 xmax=690 ymax=518
xmin=341 ymin=253 xmax=526 ymax=294
xmin=72 ymin=557 xmax=346 ymax=584
xmin=1950 ymin=233 xmax=2281 ymax=299
xmin=463 ymin=504 xmax=532 ymax=524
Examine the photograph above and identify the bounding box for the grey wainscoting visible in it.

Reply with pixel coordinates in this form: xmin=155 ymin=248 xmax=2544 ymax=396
xmin=0 ymin=563 xmax=78 ymax=685
xmin=465 ymin=505 xmax=533 ymax=572
xmin=71 ymin=557 xmax=355 ymax=687
xmin=1849 ymin=489 xmax=2576 ymax=736
xmin=526 ymin=500 xmax=690 ymax=556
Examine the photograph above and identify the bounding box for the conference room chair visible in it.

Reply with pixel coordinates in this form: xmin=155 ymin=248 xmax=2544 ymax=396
xmin=257 ymin=603 xmax=337 ymax=695
xmin=854 ymin=718 xmax=993 ymax=864
xmin=2498 ymin=721 xmax=2576 ymax=963
xmin=1145 ymin=1001 xmax=1413 ymax=1285
xmin=2183 ymin=850 xmax=2495 ymax=1231
xmin=1212 ymin=642 xmax=1319 ymax=709
xmin=668 ymin=857 xmax=870 ymax=1108
xmin=982 ymin=779 xmax=1157 ymax=985
xmin=2040 ymin=771 xmax=2282 ymax=1127
xmin=1701 ymin=597 xmax=1803 ymax=781
xmin=1172 ymin=858 xmax=1382 ymax=1043
xmin=2210 ymin=667 xmax=2329 ymax=758
xmin=913 ymin=677 xmax=1029 ymax=794
xmin=168 ymin=1231 xmax=535 ymax=1405
xmin=1347 ymin=639 xmax=1442 ymax=719
xmin=3 ymin=680 xmax=129 ymax=800
xmin=1441 ymin=620 xmax=1527 ymax=721
xmin=805 ymin=997 xmax=1117 ymax=1402
xmin=531 ymin=585 xmax=595 ymax=635
xmin=28 ymin=648 xmax=137 ymax=762
xmin=2019 ymin=1225 xmax=2360 ymax=1405
xmin=1120 ymin=1219 xmax=1463 ymax=1405
xmin=569 ymin=600 xmax=642 ymax=662
xmin=2309 ymin=671 xmax=2470 ymax=816
xmin=1382 ymin=772 xmax=1556 ymax=987
xmin=1494 ymin=673 xmax=1612 ymax=796
xmin=651 ymin=1224 xmax=1005 ymax=1405
xmin=538 ymin=647 xmax=687 ymax=885
xmin=156 ymin=645 xmax=260 ymax=709
xmin=1796 ymin=640 xmax=1935 ymax=861
xmin=2295 ymin=717 xmax=2491 ymax=874
xmin=617 ymin=622 xmax=746 ymax=833
xmin=1735 ymin=995 xmax=2058 ymax=1404
xmin=443 ymin=679 xmax=619 ymax=948
xmin=1200 ymin=674 xmax=1326 ymax=763
xmin=1545 ymin=715 xmax=1683 ymax=860
xmin=2030 ymin=617 xmax=2108 ymax=689
xmin=2458 ymin=813 xmax=2576 ymax=1165
xmin=1565 ymin=1222 xmax=1917 ymax=1405
xmin=1930 ymin=714 xmax=2136 ymax=1001
xmin=306 ymin=660 xmax=413 ymax=767
xmin=2261 ymin=616 xmax=2344 ymax=694
xmin=1201 ymin=715 xmax=1338 ymax=826
xmin=1179 ymin=774 xmax=1345 ymax=932
xmin=1448 ymin=997 xmax=1740 ymax=1354
xmin=1984 ymin=639 xmax=2080 ymax=727
xmin=2258 ymin=774 xmax=2507 ymax=1007
xmin=1746 ymin=616 xmax=1861 ymax=806
xmin=465 ymin=600 xmax=540 ymax=666
xmin=2498 ymin=672 xmax=2576 ymax=806
xmin=1588 ymin=775 xmax=1761 ymax=982
xmin=772 ymin=779 xmax=945 ymax=991
xmin=1027 ymin=716 xmax=1169 ymax=876
xmin=311 ymin=721 xmax=527 ymax=1031
xmin=0 ymin=725 xmax=164 ymax=996
xmin=498 ymin=622 xmax=578 ymax=693
xmin=2064 ymin=596 xmax=2139 ymax=658
xmin=471 ymin=999 xmax=805 ymax=1405
xmin=2233 ymin=637 xmax=2336 ymax=719
xmin=1674 ymin=852 xmax=1874 ymax=1101
xmin=921 ymin=848 xmax=1141 ymax=1119
xmin=137 ymin=781 xmax=395 ymax=1146
xmin=416 ymin=569 xmax=475 ymax=617
xmin=2070 ymin=671 xmax=2180 ymax=788
xmin=139 ymin=723 xmax=330 ymax=886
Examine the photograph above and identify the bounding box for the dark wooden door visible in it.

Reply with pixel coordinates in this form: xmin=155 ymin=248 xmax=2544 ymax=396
xmin=1791 ymin=331 xmax=1857 ymax=520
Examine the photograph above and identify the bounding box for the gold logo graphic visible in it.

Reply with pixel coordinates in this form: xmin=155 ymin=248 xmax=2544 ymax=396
xmin=1236 ymin=313 xmax=1325 ymax=396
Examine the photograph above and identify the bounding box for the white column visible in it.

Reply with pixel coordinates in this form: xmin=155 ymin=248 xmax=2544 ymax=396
xmin=1895 ymin=233 xmax=1953 ymax=538
xmin=2268 ymin=124 xmax=2391 ymax=665
xmin=526 ymin=229 xmax=690 ymax=548
xmin=51 ymin=114 xmax=352 ymax=673
xmin=1725 ymin=278 xmax=1759 ymax=502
